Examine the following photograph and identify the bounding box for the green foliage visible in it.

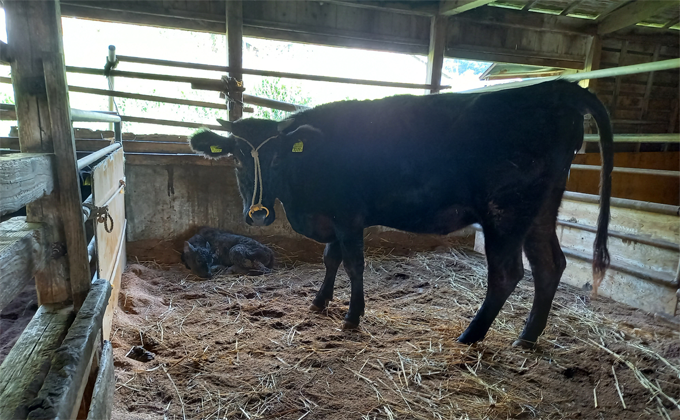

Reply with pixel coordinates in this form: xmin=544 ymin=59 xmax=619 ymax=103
xmin=250 ymin=78 xmax=313 ymax=121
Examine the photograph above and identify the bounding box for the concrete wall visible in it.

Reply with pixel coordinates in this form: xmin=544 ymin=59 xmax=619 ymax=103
xmin=124 ymin=155 xmax=474 ymax=263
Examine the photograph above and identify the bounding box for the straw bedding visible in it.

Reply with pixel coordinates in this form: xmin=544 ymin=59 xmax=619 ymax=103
xmin=111 ymin=248 xmax=680 ymax=420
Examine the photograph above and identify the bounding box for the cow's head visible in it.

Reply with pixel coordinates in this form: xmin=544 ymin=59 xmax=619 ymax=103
xmin=182 ymin=241 xmax=214 ymax=278
xmin=189 ymin=118 xmax=323 ymax=227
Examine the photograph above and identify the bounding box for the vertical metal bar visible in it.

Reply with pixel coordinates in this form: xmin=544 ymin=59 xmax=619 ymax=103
xmin=107 ymin=45 xmax=116 ymax=132
xmin=113 ymin=121 xmax=122 ymax=143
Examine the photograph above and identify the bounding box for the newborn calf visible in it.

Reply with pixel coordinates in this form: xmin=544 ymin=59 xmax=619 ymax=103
xmin=181 ymin=227 xmax=275 ymax=278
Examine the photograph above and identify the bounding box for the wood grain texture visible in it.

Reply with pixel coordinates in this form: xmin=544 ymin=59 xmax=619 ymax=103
xmin=0 ymin=217 xmax=45 ymax=312
xmin=26 ymin=279 xmax=111 ymax=420
xmin=0 ymin=153 xmax=54 ymax=216
xmin=86 ymin=340 xmax=114 ymax=420
xmin=93 ymin=148 xmax=125 ymax=284
xmin=5 ymin=0 xmax=71 ymax=306
xmin=598 ymin=1 xmax=677 ymax=35
xmin=0 ymin=304 xmax=75 ymax=420
xmin=43 ymin=53 xmax=91 ymax=310
xmin=227 ymin=0 xmax=244 ymax=121
xmin=426 ymin=15 xmax=447 ymax=94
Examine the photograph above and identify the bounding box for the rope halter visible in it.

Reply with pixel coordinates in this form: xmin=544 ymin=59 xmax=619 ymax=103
xmin=231 ymin=134 xmax=279 ymax=220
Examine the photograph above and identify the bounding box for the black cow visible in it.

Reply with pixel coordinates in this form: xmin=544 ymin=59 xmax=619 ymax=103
xmin=182 ymin=227 xmax=275 ymax=278
xmin=189 ymin=80 xmax=613 ymax=347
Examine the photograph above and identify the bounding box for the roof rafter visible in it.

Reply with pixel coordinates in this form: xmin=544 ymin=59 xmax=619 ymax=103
xmin=597 ymin=0 xmax=678 ymax=35
xmin=439 ymin=0 xmax=495 ymax=16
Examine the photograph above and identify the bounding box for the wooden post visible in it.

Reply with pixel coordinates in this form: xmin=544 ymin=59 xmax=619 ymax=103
xmin=579 ymin=34 xmax=602 ymax=152
xmin=5 ymin=0 xmax=91 ymax=309
xmin=426 ymin=15 xmax=447 ymax=94
xmin=580 ymin=35 xmax=602 ymax=90
xmin=226 ymin=0 xmax=243 ymax=121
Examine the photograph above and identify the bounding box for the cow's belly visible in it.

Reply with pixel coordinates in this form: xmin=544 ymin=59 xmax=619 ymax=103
xmin=370 ymin=204 xmax=477 ymax=236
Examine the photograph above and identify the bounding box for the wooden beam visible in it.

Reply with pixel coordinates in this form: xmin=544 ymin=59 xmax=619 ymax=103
xmin=560 ymin=0 xmax=584 ymax=16
xmin=639 ymin=44 xmax=661 ymax=121
xmin=325 ymin=0 xmax=439 ymax=16
xmin=663 ymin=16 xmax=680 ymax=29
xmin=0 ymin=153 xmax=54 ymax=216
xmin=596 ymin=0 xmax=636 ymax=21
xmin=580 ymin=35 xmax=602 ymax=89
xmin=426 ymin=15 xmax=447 ymax=93
xmin=522 ymin=0 xmax=539 ymax=12
xmin=43 ymin=52 xmax=91 ymax=310
xmin=226 ymin=0 xmax=243 ymax=121
xmin=668 ymin=98 xmax=679 ymax=134
xmin=0 ymin=218 xmax=44 ymax=312
xmin=609 ymin=40 xmax=628 ymax=119
xmin=86 ymin=340 xmax=114 ymax=420
xmin=4 ymin=0 xmax=71 ymax=306
xmin=598 ymin=1 xmax=678 ymax=35
xmin=26 ymin=279 xmax=112 ymax=420
xmin=0 ymin=41 xmax=11 ymax=64
xmin=0 ymin=304 xmax=75 ymax=419
xmin=439 ymin=0 xmax=494 ymax=16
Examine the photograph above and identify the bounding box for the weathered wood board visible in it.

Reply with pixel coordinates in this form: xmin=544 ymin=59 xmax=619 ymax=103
xmin=93 ymin=147 xmax=126 ymax=340
xmin=474 ymin=196 xmax=680 ymax=316
xmin=86 ymin=340 xmax=114 ymax=420
xmin=26 ymin=279 xmax=111 ymax=420
xmin=0 ymin=304 xmax=75 ymax=420
xmin=0 ymin=217 xmax=44 ymax=312
xmin=0 ymin=153 xmax=54 ymax=216
xmin=93 ymin=147 xmax=126 ymax=283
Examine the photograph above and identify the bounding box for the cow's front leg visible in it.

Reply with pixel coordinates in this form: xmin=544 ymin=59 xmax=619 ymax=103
xmin=336 ymin=230 xmax=365 ymax=330
xmin=311 ymin=241 xmax=342 ymax=312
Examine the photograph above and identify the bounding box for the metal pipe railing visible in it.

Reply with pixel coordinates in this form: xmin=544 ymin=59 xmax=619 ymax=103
xmin=77 ymin=143 xmax=121 ymax=170
xmin=563 ymin=191 xmax=680 ymax=216
xmin=115 ymin=54 xmax=451 ymax=91
xmin=463 ymin=58 xmax=680 ymax=93
xmin=570 ymin=164 xmax=680 ymax=178
xmin=71 ymin=109 xmax=121 ymax=123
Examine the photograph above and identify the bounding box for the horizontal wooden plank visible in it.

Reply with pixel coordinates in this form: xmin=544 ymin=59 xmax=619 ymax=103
xmin=562 ymin=254 xmax=678 ymax=315
xmin=557 ymin=223 xmax=678 ymax=277
xmin=0 ymin=154 xmax=55 ymax=216
xmin=26 ymin=279 xmax=112 ymax=420
xmin=1 ymin=137 xmax=193 ymax=154
xmin=86 ymin=340 xmax=114 ymax=420
xmin=559 ymin=198 xmax=679 ymax=244
xmin=124 ymin=152 xmax=233 ymax=166
xmin=0 ymin=304 xmax=75 ymax=420
xmin=473 ymin=231 xmax=678 ymax=315
xmin=0 ymin=217 xmax=45 ymax=312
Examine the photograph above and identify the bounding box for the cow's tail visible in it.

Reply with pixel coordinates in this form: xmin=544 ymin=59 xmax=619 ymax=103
xmin=572 ymin=83 xmax=613 ymax=296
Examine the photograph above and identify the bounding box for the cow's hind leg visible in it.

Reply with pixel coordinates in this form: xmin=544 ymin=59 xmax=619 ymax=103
xmin=458 ymin=232 xmax=525 ymax=344
xmin=514 ymin=194 xmax=566 ymax=348
xmin=311 ymin=241 xmax=342 ymax=312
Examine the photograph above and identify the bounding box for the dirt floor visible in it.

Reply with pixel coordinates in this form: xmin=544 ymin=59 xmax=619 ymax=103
xmin=111 ymin=248 xmax=680 ymax=420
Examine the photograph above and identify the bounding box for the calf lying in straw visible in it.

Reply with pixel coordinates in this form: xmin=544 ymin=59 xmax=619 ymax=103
xmin=181 ymin=227 xmax=275 ymax=278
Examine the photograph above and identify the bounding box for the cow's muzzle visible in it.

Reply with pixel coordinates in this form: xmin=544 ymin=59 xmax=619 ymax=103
xmin=249 ymin=209 xmax=269 ymax=226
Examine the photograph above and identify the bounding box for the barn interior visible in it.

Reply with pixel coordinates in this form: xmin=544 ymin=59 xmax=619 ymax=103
xmin=0 ymin=1 xmax=679 ymax=419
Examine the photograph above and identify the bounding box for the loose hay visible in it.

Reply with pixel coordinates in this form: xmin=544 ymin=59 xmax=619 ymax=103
xmin=112 ymin=248 xmax=680 ymax=420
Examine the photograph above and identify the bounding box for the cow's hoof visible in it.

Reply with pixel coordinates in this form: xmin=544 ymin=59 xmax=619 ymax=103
xmin=512 ymin=338 xmax=536 ymax=349
xmin=342 ymin=320 xmax=359 ymax=330
xmin=309 ymin=304 xmax=323 ymax=313
xmin=457 ymin=330 xmax=485 ymax=345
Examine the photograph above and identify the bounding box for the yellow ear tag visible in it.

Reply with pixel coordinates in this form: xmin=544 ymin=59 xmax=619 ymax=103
xmin=292 ymin=141 xmax=304 ymax=153
xmin=210 ymin=145 xmax=222 ymax=153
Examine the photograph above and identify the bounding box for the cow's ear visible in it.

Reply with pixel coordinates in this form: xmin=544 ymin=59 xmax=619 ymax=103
xmin=189 ymin=130 xmax=235 ymax=159
xmin=281 ymin=124 xmax=323 ymax=155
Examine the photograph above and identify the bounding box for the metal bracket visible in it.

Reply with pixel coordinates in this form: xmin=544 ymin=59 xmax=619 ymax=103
xmin=219 ymin=75 xmax=245 ymax=110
